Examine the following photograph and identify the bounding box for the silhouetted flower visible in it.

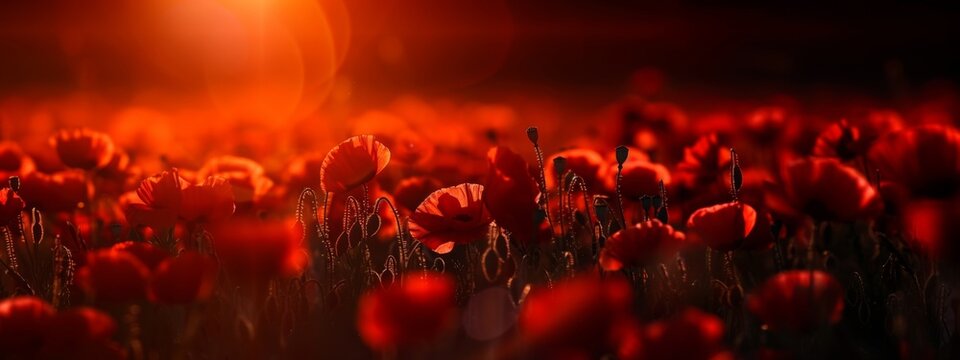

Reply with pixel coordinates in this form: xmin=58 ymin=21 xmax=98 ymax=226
xmin=408 ymin=183 xmax=492 ymax=254
xmin=50 ymin=129 xmax=116 ymax=170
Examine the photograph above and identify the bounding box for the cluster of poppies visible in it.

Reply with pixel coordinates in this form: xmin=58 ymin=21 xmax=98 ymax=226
xmin=1 ymin=95 xmax=959 ymax=358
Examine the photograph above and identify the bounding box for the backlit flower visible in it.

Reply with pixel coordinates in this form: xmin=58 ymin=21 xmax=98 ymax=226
xmin=111 ymin=241 xmax=169 ymax=270
xmin=320 ymin=135 xmax=391 ymax=194
xmin=408 ymin=183 xmax=492 ymax=254
xmin=686 ymin=202 xmax=758 ymax=252
xmin=49 ymin=128 xmax=116 ymax=170
xmin=357 ymin=272 xmax=456 ymax=350
xmin=747 ymin=270 xmax=844 ymax=333
xmin=600 ymin=219 xmax=686 ymax=271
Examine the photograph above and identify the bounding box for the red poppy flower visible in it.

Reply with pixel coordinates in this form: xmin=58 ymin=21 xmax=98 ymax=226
xmin=211 ymin=219 xmax=307 ymax=281
xmin=600 ymin=219 xmax=686 ymax=271
xmin=49 ymin=128 xmax=116 ymax=170
xmin=0 ymin=296 xmax=55 ymax=357
xmin=686 ymin=202 xmax=758 ymax=252
xmin=0 ymin=142 xmax=36 ymax=179
xmin=320 ymin=135 xmax=391 ymax=194
xmin=604 ymin=160 xmax=671 ymax=200
xmin=150 ymin=252 xmax=219 ymax=304
xmin=111 ymin=241 xmax=170 ymax=270
xmin=484 ymin=147 xmax=546 ymax=244
xmin=519 ymin=275 xmax=633 ymax=358
xmin=766 ymin=158 xmax=880 ymax=222
xmin=394 ymin=176 xmax=443 ymax=213
xmin=747 ymin=270 xmax=844 ymax=333
xmin=18 ymin=170 xmax=93 ymax=213
xmin=180 ymin=176 xmax=235 ymax=223
xmin=357 ymin=272 xmax=456 ymax=350
xmin=674 ymin=133 xmax=731 ymax=190
xmin=408 ymin=183 xmax=492 ymax=254
xmin=619 ymin=308 xmax=733 ymax=360
xmin=868 ymin=124 xmax=960 ymax=198
xmin=812 ymin=120 xmax=863 ymax=161
xmin=124 ymin=170 xmax=184 ymax=230
xmin=0 ymin=187 xmax=24 ymax=224
xmin=544 ymin=149 xmax=605 ymax=190
xmin=76 ymin=249 xmax=150 ymax=303
xmin=197 ymin=156 xmax=274 ymax=204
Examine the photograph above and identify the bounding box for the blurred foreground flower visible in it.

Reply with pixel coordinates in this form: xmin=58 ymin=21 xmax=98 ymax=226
xmin=748 ymin=270 xmax=844 ymax=333
xmin=357 ymin=272 xmax=457 ymax=351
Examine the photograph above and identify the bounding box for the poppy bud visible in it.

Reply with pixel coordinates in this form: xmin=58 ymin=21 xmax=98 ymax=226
xmin=615 ymin=145 xmax=629 ymax=166
xmin=526 ymin=126 xmax=539 ymax=144
xmin=8 ymin=175 xmax=20 ymax=192
xmin=552 ymin=156 xmax=567 ymax=181
xmin=594 ymin=198 xmax=609 ymax=223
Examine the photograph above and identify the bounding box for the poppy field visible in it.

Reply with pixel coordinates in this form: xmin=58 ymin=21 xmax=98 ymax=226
xmin=2 ymin=2 xmax=960 ymax=360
